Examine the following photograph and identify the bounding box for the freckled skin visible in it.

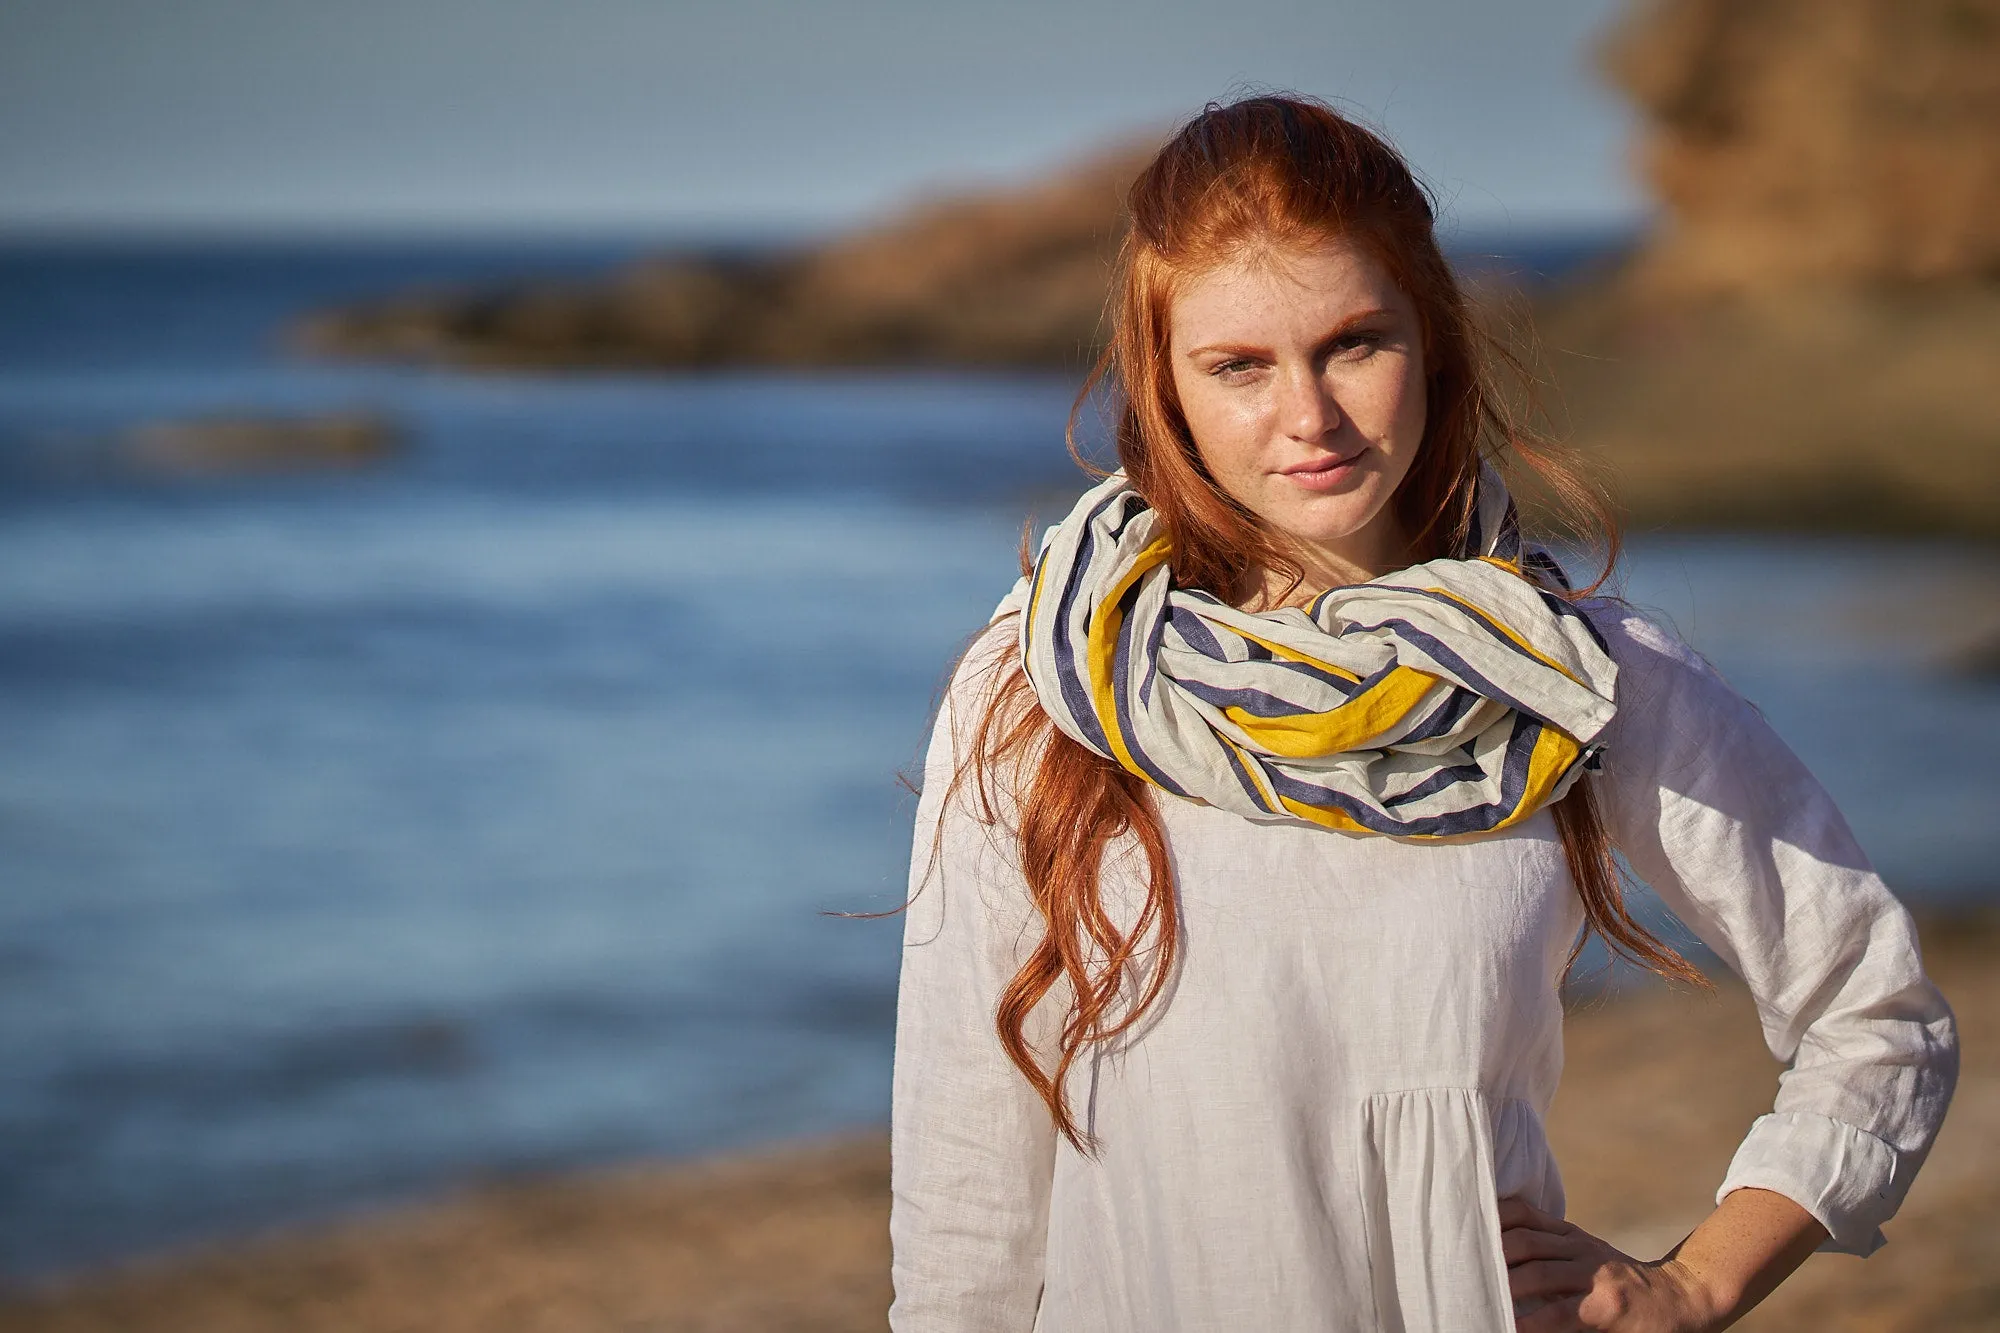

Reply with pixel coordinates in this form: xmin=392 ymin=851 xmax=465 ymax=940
xmin=1167 ymin=237 xmax=1430 ymax=601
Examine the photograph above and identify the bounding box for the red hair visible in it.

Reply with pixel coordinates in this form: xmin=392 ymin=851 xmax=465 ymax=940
xmin=949 ymin=94 xmax=1700 ymax=1152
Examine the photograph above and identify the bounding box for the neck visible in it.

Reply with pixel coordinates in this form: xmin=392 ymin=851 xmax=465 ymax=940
xmin=1240 ymin=521 xmax=1416 ymax=612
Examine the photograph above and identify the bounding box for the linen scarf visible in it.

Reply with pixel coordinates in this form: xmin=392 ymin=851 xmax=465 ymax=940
xmin=1007 ymin=467 xmax=1619 ymax=838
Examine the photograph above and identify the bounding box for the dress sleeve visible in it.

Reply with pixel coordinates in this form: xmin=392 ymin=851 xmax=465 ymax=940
xmin=889 ymin=620 xmax=1057 ymax=1331
xmin=1589 ymin=606 xmax=1959 ymax=1257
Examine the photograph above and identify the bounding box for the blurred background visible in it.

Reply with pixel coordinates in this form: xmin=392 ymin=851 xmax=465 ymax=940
xmin=2 ymin=0 xmax=1996 ymax=1328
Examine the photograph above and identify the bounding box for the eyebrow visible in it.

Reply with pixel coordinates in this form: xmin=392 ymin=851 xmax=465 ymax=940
xmin=1183 ymin=307 xmax=1396 ymax=360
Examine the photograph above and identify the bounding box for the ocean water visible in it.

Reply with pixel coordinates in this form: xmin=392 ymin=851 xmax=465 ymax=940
xmin=1 ymin=238 xmax=1995 ymax=1279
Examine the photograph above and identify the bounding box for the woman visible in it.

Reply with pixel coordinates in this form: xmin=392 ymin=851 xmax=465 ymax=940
xmin=888 ymin=95 xmax=1957 ymax=1332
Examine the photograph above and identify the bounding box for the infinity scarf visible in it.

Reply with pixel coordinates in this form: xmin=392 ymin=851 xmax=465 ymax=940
xmin=1005 ymin=468 xmax=1618 ymax=838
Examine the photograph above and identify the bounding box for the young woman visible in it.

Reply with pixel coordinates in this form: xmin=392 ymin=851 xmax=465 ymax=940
xmin=887 ymin=95 xmax=1957 ymax=1332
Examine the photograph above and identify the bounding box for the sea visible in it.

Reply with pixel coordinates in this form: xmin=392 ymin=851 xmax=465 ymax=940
xmin=2 ymin=233 xmax=1995 ymax=1280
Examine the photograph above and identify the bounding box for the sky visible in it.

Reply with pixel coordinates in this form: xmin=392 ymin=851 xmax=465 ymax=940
xmin=0 ymin=0 xmax=1646 ymax=240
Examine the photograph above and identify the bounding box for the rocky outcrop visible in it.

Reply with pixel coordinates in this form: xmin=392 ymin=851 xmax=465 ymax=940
xmin=122 ymin=412 xmax=401 ymax=473
xmin=296 ymin=141 xmax=1153 ymax=372
xmin=293 ymin=1 xmax=2000 ymax=537
xmin=1605 ymin=0 xmax=2000 ymax=295
xmin=1519 ymin=0 xmax=2000 ymax=538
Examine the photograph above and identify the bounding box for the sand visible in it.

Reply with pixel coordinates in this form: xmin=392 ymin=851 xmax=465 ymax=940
xmin=3 ymin=916 xmax=1994 ymax=1333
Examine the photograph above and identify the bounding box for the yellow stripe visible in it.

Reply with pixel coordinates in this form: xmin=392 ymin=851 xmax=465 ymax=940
xmin=1222 ymin=664 xmax=1440 ymax=759
xmin=1279 ymin=723 xmax=1584 ymax=839
xmin=1229 ymin=626 xmax=1363 ymax=683
xmin=1488 ymin=724 xmax=1584 ymax=833
xmin=1422 ymin=585 xmax=1577 ymax=683
xmin=1084 ymin=534 xmax=1173 ymax=781
xmin=1024 ymin=548 xmax=1051 ymax=642
xmin=1219 ymin=734 xmax=1281 ymax=814
xmin=1276 ymin=795 xmax=1372 ymax=835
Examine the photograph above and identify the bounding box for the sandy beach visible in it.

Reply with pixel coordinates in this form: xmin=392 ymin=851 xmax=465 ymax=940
xmin=3 ymin=914 xmax=1991 ymax=1333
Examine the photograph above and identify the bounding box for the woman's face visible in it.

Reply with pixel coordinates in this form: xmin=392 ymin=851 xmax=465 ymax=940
xmin=1166 ymin=234 xmax=1428 ymax=593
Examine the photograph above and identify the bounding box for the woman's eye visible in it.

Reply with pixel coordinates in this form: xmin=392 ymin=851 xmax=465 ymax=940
xmin=1332 ymin=331 xmax=1382 ymax=358
xmin=1209 ymin=359 xmax=1259 ymax=380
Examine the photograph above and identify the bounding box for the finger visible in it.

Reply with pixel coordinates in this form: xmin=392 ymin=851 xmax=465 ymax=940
xmin=1501 ymin=1226 xmax=1586 ymax=1266
xmin=1507 ymin=1258 xmax=1596 ymax=1302
xmin=1516 ymin=1292 xmax=1586 ymax=1333
xmin=1497 ymin=1196 xmax=1572 ymax=1233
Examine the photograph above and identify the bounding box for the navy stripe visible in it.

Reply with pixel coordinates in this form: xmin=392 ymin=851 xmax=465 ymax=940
xmin=1382 ymin=758 xmax=1484 ymax=808
xmin=1269 ymin=714 xmax=1549 ymax=835
xmin=1046 ymin=490 xmax=1122 ymax=755
xmin=1174 ymin=657 xmax=1394 ymax=718
xmin=1176 ymin=680 xmax=1310 ymax=716
xmin=1104 ymin=492 xmax=1146 ymax=542
xmin=1524 ymin=548 xmax=1572 ymax=592
xmin=1110 ymin=576 xmax=1190 ymax=797
xmin=1167 ymin=604 xmax=1228 ymax=658
xmin=1375 ymin=585 xmax=1554 ymax=672
xmin=1263 ymin=765 xmax=1518 ymax=837
xmin=1139 ymin=588 xmax=1167 ymax=708
xmin=1497 ymin=711 xmax=1544 ymax=813
xmin=1340 ymin=619 xmax=1546 ymax=724
xmin=1492 ymin=505 xmax=1522 ymax=562
xmin=1202 ymin=625 xmax=1367 ymax=695
xmin=1399 ymin=686 xmax=1484 ymax=743
xmin=1219 ymin=738 xmax=1274 ymax=811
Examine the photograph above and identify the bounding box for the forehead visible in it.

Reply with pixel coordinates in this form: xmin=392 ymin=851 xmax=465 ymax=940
xmin=1167 ymin=236 xmax=1404 ymax=340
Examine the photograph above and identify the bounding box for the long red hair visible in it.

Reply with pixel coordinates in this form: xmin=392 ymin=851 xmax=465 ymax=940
xmin=947 ymin=94 xmax=1700 ymax=1152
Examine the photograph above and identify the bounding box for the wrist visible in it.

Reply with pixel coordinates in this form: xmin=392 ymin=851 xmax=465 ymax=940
xmin=1654 ymin=1256 xmax=1736 ymax=1332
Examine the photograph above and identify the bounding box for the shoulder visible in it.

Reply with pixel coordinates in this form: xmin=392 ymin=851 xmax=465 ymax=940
xmin=1580 ymin=596 xmax=1709 ymax=678
xmin=919 ymin=601 xmax=1039 ymax=802
xmin=1576 ymin=595 xmax=1775 ymax=792
xmin=1578 ymin=596 xmax=1740 ymax=723
xmin=1575 ymin=597 xmax=1850 ymax=854
xmin=938 ymin=612 xmax=1023 ymax=740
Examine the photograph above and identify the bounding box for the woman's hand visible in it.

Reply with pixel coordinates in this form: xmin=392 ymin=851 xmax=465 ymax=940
xmin=1499 ymin=1186 xmax=1829 ymax=1332
xmin=1500 ymin=1196 xmax=1717 ymax=1332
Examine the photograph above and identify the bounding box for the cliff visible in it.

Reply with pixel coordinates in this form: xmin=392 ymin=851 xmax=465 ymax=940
xmin=1605 ymin=0 xmax=2000 ymax=295
xmin=1523 ymin=0 xmax=2000 ymax=538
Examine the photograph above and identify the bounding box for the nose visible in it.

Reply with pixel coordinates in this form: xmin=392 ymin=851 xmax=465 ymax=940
xmin=1279 ymin=363 xmax=1341 ymax=443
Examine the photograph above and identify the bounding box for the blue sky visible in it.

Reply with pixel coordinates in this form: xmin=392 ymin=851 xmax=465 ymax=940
xmin=0 ymin=0 xmax=1645 ymax=238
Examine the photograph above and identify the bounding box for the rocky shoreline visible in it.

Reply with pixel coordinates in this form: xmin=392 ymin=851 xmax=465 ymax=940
xmin=5 ymin=914 xmax=1992 ymax=1333
xmin=288 ymin=0 xmax=2000 ymax=542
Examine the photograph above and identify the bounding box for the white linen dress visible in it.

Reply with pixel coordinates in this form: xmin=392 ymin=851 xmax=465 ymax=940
xmin=887 ymin=597 xmax=1959 ymax=1332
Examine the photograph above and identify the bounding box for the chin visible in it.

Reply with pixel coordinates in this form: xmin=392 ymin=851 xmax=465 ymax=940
xmin=1273 ymin=498 xmax=1384 ymax=549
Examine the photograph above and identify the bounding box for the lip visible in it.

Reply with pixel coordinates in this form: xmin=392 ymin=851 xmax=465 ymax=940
xmin=1278 ymin=448 xmax=1367 ymax=490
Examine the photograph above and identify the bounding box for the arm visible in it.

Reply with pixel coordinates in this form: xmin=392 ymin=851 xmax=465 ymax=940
xmin=889 ymin=624 xmax=1057 ymax=1332
xmin=1505 ymin=608 xmax=1958 ymax=1330
xmin=1503 ymin=1186 xmax=1825 ymax=1331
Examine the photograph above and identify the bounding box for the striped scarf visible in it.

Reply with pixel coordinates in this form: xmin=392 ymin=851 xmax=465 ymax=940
xmin=1005 ymin=468 xmax=1618 ymax=838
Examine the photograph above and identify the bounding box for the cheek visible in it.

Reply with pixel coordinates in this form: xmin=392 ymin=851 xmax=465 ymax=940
xmin=1361 ymin=357 xmax=1427 ymax=446
xmin=1353 ymin=361 xmax=1429 ymax=493
xmin=1175 ymin=377 xmax=1264 ymax=484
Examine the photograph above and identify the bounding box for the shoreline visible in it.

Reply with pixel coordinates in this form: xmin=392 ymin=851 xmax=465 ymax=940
xmin=4 ymin=915 xmax=1993 ymax=1332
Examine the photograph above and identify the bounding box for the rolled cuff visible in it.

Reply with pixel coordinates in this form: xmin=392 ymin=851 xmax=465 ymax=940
xmin=1716 ymin=1110 xmax=1900 ymax=1256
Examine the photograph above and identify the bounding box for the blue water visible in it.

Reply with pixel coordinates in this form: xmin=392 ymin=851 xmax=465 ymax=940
xmin=1 ymin=238 xmax=1995 ymax=1280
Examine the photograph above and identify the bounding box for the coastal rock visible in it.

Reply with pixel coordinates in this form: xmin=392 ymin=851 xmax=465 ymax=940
xmin=292 ymin=0 xmax=2000 ymax=537
xmin=1605 ymin=0 xmax=2000 ymax=295
xmin=1513 ymin=0 xmax=2000 ymax=537
xmin=294 ymin=141 xmax=1152 ymax=372
xmin=122 ymin=412 xmax=401 ymax=473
